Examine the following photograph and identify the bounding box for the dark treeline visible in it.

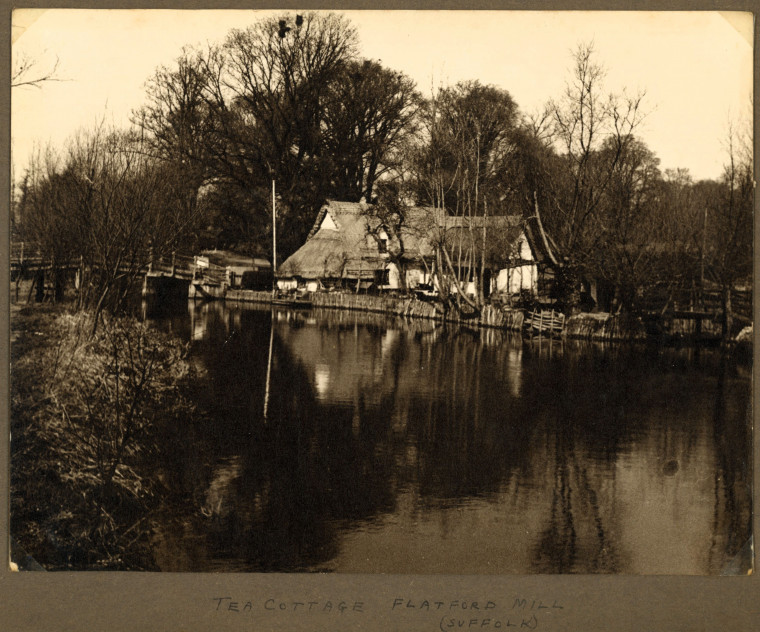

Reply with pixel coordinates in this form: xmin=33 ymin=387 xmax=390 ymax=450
xmin=13 ymin=13 xmax=753 ymax=326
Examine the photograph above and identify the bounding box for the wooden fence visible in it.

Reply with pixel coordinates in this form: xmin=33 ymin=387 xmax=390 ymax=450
xmin=639 ymin=285 xmax=752 ymax=323
xmin=310 ymin=293 xmax=525 ymax=331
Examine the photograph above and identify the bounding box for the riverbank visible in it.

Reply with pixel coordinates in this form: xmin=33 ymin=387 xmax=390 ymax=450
xmin=10 ymin=304 xmax=196 ymax=570
xmin=189 ymin=286 xmax=526 ymax=329
xmin=189 ymin=287 xmax=750 ymax=344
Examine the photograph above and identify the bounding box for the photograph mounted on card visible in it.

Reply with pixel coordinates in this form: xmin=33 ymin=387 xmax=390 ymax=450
xmin=9 ymin=8 xmax=752 ymax=578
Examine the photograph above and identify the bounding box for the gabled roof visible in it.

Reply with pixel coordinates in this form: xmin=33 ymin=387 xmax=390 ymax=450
xmin=280 ymin=201 xmax=382 ymax=279
xmin=306 ymin=200 xmax=375 ymax=238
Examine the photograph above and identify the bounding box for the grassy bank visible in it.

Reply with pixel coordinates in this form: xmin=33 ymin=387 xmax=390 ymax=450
xmin=10 ymin=304 xmax=196 ymax=570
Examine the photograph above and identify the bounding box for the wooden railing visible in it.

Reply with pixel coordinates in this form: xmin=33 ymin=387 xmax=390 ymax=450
xmin=10 ymin=242 xmax=213 ymax=280
xmin=638 ymin=284 xmax=752 ymax=322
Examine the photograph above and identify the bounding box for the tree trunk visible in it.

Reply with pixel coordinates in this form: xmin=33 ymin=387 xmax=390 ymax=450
xmin=35 ymin=269 xmax=45 ymax=303
xmin=441 ymin=245 xmax=481 ymax=314
xmin=722 ymin=284 xmax=733 ymax=341
xmin=53 ymin=266 xmax=64 ymax=302
xmin=393 ymin=258 xmax=407 ymax=292
xmin=533 ymin=191 xmax=559 ymax=267
xmin=478 ymin=199 xmax=487 ymax=307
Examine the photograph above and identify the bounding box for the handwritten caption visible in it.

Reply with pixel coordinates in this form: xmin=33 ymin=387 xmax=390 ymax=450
xmin=211 ymin=596 xmax=564 ymax=630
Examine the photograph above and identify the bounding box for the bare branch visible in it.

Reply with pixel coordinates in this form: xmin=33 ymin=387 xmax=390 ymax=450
xmin=12 ymin=52 xmax=63 ymax=89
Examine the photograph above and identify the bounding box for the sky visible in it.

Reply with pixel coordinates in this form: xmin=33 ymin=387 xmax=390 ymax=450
xmin=11 ymin=9 xmax=754 ymax=183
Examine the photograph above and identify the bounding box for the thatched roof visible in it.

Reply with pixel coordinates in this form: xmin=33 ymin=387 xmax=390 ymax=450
xmin=279 ymin=200 xmax=532 ymax=280
xmin=279 ymin=201 xmax=384 ymax=279
xmin=278 ymin=231 xmax=385 ymax=279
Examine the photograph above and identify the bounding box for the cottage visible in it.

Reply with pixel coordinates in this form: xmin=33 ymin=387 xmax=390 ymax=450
xmin=278 ymin=200 xmax=540 ymax=298
xmin=278 ymin=200 xmax=437 ymax=292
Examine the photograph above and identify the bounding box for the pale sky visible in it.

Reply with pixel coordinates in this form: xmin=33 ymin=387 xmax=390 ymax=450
xmin=11 ymin=9 xmax=754 ymax=183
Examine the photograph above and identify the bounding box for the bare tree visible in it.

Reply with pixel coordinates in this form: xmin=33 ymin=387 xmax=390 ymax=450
xmin=705 ymin=117 xmax=754 ymax=338
xmin=410 ymin=81 xmax=520 ymax=313
xmin=530 ymin=42 xmax=647 ymax=310
xmin=18 ymin=124 xmax=205 ymax=329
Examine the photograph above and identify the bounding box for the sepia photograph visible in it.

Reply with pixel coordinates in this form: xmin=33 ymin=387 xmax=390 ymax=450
xmin=8 ymin=7 xmax=753 ymax=583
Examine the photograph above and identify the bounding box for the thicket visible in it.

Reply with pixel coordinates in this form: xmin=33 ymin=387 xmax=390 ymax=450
xmin=11 ymin=305 xmax=196 ymax=569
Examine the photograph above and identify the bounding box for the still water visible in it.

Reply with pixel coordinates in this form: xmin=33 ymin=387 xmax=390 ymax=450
xmin=144 ymin=300 xmax=752 ymax=574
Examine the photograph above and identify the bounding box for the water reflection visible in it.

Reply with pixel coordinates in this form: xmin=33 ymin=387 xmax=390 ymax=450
xmin=144 ymin=300 xmax=752 ymax=574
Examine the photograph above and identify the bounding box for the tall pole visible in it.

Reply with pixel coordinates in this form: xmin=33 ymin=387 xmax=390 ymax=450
xmin=272 ymin=179 xmax=277 ymax=297
xmin=265 ymin=178 xmax=277 ymax=421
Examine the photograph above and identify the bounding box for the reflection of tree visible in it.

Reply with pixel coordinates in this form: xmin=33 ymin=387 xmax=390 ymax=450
xmin=533 ymin=424 xmax=577 ymax=572
xmin=708 ymin=353 xmax=752 ymax=573
xmin=157 ymin=305 xmax=404 ymax=570
xmin=404 ymin=332 xmax=533 ymax=502
xmin=234 ymin=387 xmax=401 ymax=570
xmin=151 ymin=304 xmax=751 ymax=573
xmin=526 ymin=347 xmax=640 ymax=573
xmin=531 ymin=418 xmax=619 ymax=574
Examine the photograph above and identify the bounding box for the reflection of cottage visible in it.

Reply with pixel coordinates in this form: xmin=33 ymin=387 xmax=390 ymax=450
xmin=278 ymin=200 xmax=539 ymax=297
xmin=194 ymin=250 xmax=272 ymax=290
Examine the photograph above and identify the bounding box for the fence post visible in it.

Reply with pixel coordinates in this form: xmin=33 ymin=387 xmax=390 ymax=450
xmin=171 ymin=250 xmax=176 ymax=276
xmin=148 ymin=245 xmax=154 ymax=273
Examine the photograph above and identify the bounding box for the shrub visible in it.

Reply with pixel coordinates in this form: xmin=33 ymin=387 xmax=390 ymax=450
xmin=11 ymin=307 xmax=195 ymax=569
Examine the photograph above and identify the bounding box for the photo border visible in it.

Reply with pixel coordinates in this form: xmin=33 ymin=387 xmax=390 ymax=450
xmin=2 ymin=2 xmax=758 ymax=630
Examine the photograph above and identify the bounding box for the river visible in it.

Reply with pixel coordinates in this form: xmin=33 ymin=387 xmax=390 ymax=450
xmin=143 ymin=299 xmax=752 ymax=574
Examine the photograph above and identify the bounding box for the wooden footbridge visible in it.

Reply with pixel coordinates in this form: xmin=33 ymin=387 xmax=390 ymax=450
xmin=10 ymin=241 xmax=229 ymax=301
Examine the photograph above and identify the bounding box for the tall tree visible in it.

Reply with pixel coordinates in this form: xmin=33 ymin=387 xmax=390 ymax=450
xmin=589 ymin=137 xmax=664 ymax=311
xmin=530 ymin=42 xmax=646 ymax=309
xmin=414 ymin=81 xmax=518 ymax=212
xmin=136 ymin=13 xmax=428 ymax=261
xmin=323 ymin=59 xmax=422 ymax=203
xmin=705 ymin=119 xmax=754 ymax=338
xmin=410 ymin=81 xmax=521 ymax=310
xmin=135 ymin=47 xmax=214 ymax=191
xmin=210 ymin=12 xmax=359 ymax=255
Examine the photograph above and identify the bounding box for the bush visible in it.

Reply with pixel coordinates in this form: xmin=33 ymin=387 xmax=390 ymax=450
xmin=11 ymin=307 xmax=195 ymax=569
